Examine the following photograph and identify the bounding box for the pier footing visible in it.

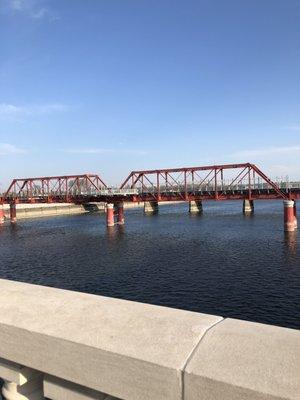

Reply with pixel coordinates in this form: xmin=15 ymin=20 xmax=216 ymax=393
xmin=243 ymin=199 xmax=254 ymax=214
xmin=144 ymin=201 xmax=159 ymax=214
xmin=189 ymin=200 xmax=203 ymax=213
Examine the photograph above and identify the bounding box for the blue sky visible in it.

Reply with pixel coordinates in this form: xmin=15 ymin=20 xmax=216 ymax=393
xmin=0 ymin=0 xmax=300 ymax=188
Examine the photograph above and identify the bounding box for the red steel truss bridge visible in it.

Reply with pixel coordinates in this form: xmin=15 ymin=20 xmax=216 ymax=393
xmin=0 ymin=163 xmax=299 ymax=231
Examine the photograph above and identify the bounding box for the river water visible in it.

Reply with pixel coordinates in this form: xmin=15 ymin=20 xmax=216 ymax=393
xmin=0 ymin=200 xmax=299 ymax=329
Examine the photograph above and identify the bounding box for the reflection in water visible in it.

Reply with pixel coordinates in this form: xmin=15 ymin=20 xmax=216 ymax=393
xmin=188 ymin=212 xmax=203 ymax=219
xmin=284 ymin=231 xmax=297 ymax=257
xmin=106 ymin=225 xmax=125 ymax=242
xmin=243 ymin=212 xmax=255 ymax=220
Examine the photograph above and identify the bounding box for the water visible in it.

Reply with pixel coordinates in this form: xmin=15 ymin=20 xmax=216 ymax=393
xmin=0 ymin=201 xmax=299 ymax=329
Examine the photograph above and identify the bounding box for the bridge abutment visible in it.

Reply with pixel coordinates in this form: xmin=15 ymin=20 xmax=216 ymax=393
xmin=284 ymin=200 xmax=297 ymax=232
xmin=106 ymin=203 xmax=115 ymax=227
xmin=189 ymin=200 xmax=203 ymax=213
xmin=243 ymin=199 xmax=254 ymax=214
xmin=144 ymin=201 xmax=159 ymax=214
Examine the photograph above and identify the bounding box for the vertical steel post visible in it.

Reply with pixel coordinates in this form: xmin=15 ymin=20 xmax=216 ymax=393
xmin=248 ymin=166 xmax=252 ymax=199
xmin=184 ymin=171 xmax=188 ymax=200
xmin=192 ymin=171 xmax=195 ymax=193
xmin=214 ymin=169 xmax=218 ymax=199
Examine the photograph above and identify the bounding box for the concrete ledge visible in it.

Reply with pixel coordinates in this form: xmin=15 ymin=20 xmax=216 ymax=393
xmin=0 ymin=279 xmax=299 ymax=400
xmin=0 ymin=279 xmax=221 ymax=400
xmin=184 ymin=318 xmax=300 ymax=400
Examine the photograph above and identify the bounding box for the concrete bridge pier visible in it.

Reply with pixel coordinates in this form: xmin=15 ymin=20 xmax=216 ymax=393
xmin=144 ymin=201 xmax=159 ymax=214
xmin=10 ymin=203 xmax=17 ymax=223
xmin=0 ymin=206 xmax=4 ymax=224
xmin=243 ymin=199 xmax=254 ymax=214
xmin=117 ymin=202 xmax=125 ymax=225
xmin=189 ymin=200 xmax=203 ymax=213
xmin=292 ymin=200 xmax=297 ymax=229
xmin=284 ymin=200 xmax=297 ymax=232
xmin=106 ymin=203 xmax=115 ymax=227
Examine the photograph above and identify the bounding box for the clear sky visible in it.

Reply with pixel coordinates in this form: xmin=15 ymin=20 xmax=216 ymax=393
xmin=0 ymin=0 xmax=300 ymax=189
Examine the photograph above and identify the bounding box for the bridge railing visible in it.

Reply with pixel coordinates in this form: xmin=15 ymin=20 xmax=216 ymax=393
xmin=0 ymin=279 xmax=298 ymax=400
xmin=2 ymin=188 xmax=139 ymax=201
xmin=120 ymin=181 xmax=300 ymax=195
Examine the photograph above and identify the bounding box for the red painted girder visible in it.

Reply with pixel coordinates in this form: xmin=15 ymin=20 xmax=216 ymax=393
xmin=127 ymin=163 xmax=251 ymax=175
xmin=3 ymin=174 xmax=108 ymax=201
xmin=7 ymin=174 xmax=102 ymax=181
xmin=1 ymin=189 xmax=299 ymax=205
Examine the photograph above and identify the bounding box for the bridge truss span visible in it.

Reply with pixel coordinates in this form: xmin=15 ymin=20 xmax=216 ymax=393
xmin=120 ymin=163 xmax=290 ymax=202
xmin=2 ymin=174 xmax=108 ymax=203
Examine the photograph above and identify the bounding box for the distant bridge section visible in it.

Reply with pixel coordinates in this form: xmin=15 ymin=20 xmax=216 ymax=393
xmin=0 ymin=163 xmax=299 ymax=231
xmin=120 ymin=163 xmax=300 ymax=201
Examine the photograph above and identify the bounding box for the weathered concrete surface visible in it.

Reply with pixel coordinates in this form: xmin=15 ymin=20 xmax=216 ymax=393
xmin=1 ymin=200 xmax=184 ymax=221
xmin=44 ymin=375 xmax=115 ymax=400
xmin=184 ymin=318 xmax=300 ymax=400
xmin=2 ymin=203 xmax=90 ymax=220
xmin=0 ymin=279 xmax=221 ymax=400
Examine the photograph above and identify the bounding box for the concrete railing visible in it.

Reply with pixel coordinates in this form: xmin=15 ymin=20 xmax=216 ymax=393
xmin=0 ymin=279 xmax=298 ymax=400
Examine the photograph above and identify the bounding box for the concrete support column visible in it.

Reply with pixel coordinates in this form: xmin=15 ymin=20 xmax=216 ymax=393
xmin=243 ymin=199 xmax=254 ymax=214
xmin=0 ymin=205 xmax=4 ymax=224
xmin=106 ymin=203 xmax=114 ymax=227
xmin=293 ymin=200 xmax=298 ymax=230
xmin=10 ymin=203 xmax=17 ymax=224
xmin=284 ymin=200 xmax=296 ymax=232
xmin=189 ymin=200 xmax=203 ymax=213
xmin=0 ymin=359 xmax=44 ymax=400
xmin=117 ymin=202 xmax=125 ymax=225
xmin=144 ymin=201 xmax=159 ymax=214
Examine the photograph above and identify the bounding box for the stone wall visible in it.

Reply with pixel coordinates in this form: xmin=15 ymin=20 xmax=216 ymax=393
xmin=0 ymin=279 xmax=298 ymax=400
xmin=1 ymin=201 xmax=180 ymax=221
